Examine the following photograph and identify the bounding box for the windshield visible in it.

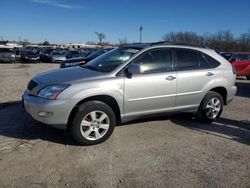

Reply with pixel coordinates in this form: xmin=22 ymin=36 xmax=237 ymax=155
xmin=82 ymin=47 xmax=140 ymax=72
xmin=86 ymin=49 xmax=107 ymax=59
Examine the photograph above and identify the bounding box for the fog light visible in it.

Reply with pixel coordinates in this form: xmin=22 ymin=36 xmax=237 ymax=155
xmin=38 ymin=111 xmax=53 ymax=117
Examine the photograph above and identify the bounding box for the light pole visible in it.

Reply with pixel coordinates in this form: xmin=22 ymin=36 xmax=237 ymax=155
xmin=139 ymin=26 xmax=143 ymax=43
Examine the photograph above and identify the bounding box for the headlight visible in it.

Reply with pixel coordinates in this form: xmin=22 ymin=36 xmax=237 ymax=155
xmin=37 ymin=84 xmax=70 ymax=99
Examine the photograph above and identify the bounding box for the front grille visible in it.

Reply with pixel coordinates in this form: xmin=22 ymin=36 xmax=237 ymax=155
xmin=27 ymin=80 xmax=38 ymax=91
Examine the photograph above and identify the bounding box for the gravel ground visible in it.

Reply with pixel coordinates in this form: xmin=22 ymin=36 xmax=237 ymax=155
xmin=0 ymin=63 xmax=249 ymax=188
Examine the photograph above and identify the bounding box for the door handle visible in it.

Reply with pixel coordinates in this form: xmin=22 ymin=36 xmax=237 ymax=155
xmin=206 ymin=72 xmax=214 ymax=76
xmin=165 ymin=75 xmax=176 ymax=81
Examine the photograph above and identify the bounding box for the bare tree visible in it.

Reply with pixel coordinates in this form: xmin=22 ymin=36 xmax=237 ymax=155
xmin=162 ymin=31 xmax=203 ymax=45
xmin=95 ymin=32 xmax=106 ymax=44
xmin=118 ymin=38 xmax=128 ymax=45
xmin=238 ymin=30 xmax=250 ymax=51
xmin=208 ymin=30 xmax=239 ymax=51
xmin=162 ymin=30 xmax=250 ymax=51
xmin=21 ymin=39 xmax=31 ymax=46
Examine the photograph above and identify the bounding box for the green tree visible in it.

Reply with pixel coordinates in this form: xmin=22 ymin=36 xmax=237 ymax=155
xmin=42 ymin=41 xmax=50 ymax=46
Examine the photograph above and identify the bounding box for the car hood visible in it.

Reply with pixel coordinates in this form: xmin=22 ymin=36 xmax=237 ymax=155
xmin=33 ymin=66 xmax=106 ymax=85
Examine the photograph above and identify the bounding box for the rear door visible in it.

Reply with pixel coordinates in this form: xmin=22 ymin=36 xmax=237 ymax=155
xmin=174 ymin=48 xmax=221 ymax=110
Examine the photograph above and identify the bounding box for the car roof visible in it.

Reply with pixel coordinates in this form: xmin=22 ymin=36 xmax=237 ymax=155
xmin=120 ymin=43 xmax=151 ymax=49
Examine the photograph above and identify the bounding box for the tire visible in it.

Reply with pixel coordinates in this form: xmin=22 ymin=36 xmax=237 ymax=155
xmin=247 ymin=75 xmax=250 ymax=80
xmin=196 ymin=91 xmax=223 ymax=123
xmin=69 ymin=101 xmax=116 ymax=145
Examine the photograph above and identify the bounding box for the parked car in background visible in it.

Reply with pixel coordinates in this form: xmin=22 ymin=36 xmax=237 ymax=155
xmin=0 ymin=47 xmax=16 ymax=63
xmin=220 ymin=52 xmax=233 ymax=60
xmin=221 ymin=52 xmax=250 ymax=79
xmin=231 ymin=60 xmax=250 ymax=80
xmin=221 ymin=52 xmax=250 ymax=62
xmin=49 ymin=51 xmax=67 ymax=63
xmin=66 ymin=50 xmax=84 ymax=59
xmin=23 ymin=42 xmax=237 ymax=145
xmin=60 ymin=48 xmax=114 ymax=68
xmin=14 ymin=48 xmax=22 ymax=62
xmin=39 ymin=48 xmax=54 ymax=62
xmin=21 ymin=50 xmax=40 ymax=63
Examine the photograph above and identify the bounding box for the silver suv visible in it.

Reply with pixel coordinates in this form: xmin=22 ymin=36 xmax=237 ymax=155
xmin=23 ymin=42 xmax=237 ymax=145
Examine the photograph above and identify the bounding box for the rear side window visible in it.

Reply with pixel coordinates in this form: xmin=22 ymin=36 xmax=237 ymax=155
xmin=175 ymin=48 xmax=220 ymax=70
xmin=175 ymin=48 xmax=201 ymax=70
xmin=131 ymin=48 xmax=172 ymax=74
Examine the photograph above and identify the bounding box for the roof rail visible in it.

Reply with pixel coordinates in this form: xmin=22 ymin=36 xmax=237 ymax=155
xmin=120 ymin=43 xmax=151 ymax=48
xmin=150 ymin=41 xmax=209 ymax=48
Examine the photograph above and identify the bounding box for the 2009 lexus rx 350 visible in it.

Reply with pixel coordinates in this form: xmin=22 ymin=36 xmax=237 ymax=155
xmin=23 ymin=42 xmax=237 ymax=145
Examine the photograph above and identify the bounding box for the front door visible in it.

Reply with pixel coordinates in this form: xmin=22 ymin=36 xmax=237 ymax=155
xmin=124 ymin=48 xmax=177 ymax=116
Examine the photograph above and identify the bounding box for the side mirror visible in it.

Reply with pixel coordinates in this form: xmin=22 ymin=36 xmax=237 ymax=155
xmin=127 ymin=64 xmax=142 ymax=75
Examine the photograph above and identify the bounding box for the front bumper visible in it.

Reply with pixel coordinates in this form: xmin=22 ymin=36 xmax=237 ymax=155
xmin=22 ymin=90 xmax=74 ymax=129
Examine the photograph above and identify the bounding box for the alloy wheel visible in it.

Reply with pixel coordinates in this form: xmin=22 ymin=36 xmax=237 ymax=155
xmin=205 ymin=97 xmax=221 ymax=119
xmin=80 ymin=110 xmax=110 ymax=141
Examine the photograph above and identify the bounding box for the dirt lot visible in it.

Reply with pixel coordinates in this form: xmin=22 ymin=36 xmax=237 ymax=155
xmin=0 ymin=63 xmax=249 ymax=188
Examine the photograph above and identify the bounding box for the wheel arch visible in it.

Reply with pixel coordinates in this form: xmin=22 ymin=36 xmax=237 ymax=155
xmin=209 ymin=87 xmax=227 ymax=105
xmin=67 ymin=95 xmax=121 ymax=128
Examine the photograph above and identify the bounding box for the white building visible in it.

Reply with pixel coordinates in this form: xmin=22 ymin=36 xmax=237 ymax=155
xmin=59 ymin=43 xmax=100 ymax=49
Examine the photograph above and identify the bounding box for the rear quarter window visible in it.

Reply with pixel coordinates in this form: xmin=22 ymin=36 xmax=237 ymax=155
xmin=201 ymin=53 xmax=221 ymax=68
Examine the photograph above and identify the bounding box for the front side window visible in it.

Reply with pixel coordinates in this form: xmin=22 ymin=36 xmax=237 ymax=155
xmin=131 ymin=48 xmax=172 ymax=74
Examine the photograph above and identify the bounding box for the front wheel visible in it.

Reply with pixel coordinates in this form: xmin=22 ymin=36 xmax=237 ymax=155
xmin=196 ymin=91 xmax=223 ymax=123
xmin=69 ymin=101 xmax=116 ymax=145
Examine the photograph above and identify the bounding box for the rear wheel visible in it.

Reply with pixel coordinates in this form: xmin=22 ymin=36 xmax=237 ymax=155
xmin=196 ymin=91 xmax=223 ymax=123
xmin=69 ymin=101 xmax=116 ymax=145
